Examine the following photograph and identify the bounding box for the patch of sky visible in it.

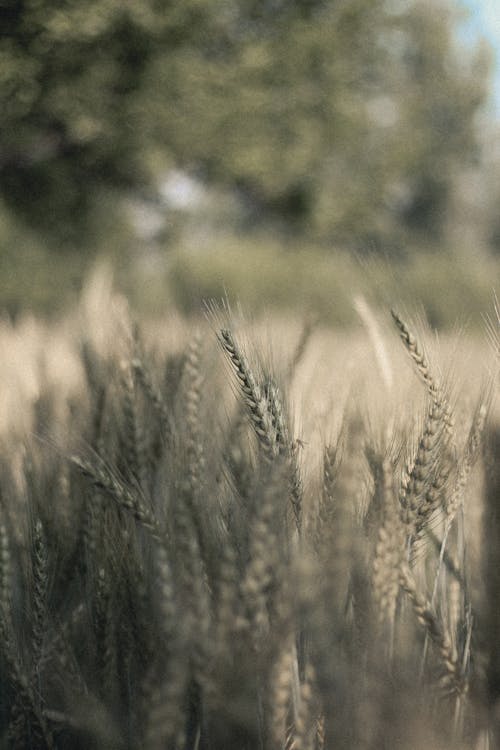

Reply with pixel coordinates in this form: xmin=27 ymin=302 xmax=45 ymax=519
xmin=458 ymin=0 xmax=500 ymax=115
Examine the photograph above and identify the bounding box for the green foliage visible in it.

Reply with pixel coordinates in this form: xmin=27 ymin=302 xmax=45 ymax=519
xmin=3 ymin=222 xmax=497 ymax=327
xmin=0 ymin=204 xmax=82 ymax=317
xmin=0 ymin=0 xmax=213 ymax=242
xmin=0 ymin=0 xmax=491 ymax=249
xmin=163 ymin=235 xmax=500 ymax=328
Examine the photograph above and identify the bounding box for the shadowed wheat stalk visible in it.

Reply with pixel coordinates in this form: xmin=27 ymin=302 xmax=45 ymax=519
xmin=0 ymin=295 xmax=496 ymax=749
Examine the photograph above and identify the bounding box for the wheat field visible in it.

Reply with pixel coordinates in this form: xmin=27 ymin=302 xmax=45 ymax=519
xmin=0 ymin=273 xmax=498 ymax=749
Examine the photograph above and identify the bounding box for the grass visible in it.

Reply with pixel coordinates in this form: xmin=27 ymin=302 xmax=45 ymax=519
xmin=2 ymin=219 xmax=499 ymax=329
xmin=0 ymin=276 xmax=498 ymax=749
xmin=163 ymin=236 xmax=500 ymax=328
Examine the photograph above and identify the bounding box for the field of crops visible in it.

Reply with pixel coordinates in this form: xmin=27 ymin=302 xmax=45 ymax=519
xmin=0 ymin=273 xmax=498 ymax=749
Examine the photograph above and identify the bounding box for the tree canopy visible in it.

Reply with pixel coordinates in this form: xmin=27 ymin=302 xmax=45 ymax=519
xmin=0 ymin=0 xmax=492 ymax=249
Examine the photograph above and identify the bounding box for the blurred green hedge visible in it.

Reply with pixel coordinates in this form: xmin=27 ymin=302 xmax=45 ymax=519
xmin=125 ymin=236 xmax=498 ymax=329
xmin=1 ymin=203 xmax=497 ymax=328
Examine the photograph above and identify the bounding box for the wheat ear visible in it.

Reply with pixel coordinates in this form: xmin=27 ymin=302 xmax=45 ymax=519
xmin=218 ymin=328 xmax=276 ymax=461
xmin=373 ymin=458 xmax=405 ymax=627
xmin=399 ymin=564 xmax=465 ymax=696
xmin=391 ymin=309 xmax=454 ymax=436
xmin=400 ymin=396 xmax=449 ymax=533
xmin=71 ymin=455 xmax=162 ymax=540
xmin=31 ymin=519 xmax=48 ymax=672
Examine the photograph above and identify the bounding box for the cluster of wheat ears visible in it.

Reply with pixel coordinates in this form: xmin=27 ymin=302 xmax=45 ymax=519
xmin=0 ymin=290 xmax=498 ymax=750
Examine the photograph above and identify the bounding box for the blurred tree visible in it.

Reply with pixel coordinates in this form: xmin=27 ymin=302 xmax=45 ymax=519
xmin=0 ymin=0 xmax=214 ymax=244
xmin=0 ymin=0 xmax=492 ymax=249
xmin=384 ymin=0 xmax=491 ymax=244
xmin=143 ymin=0 xmax=388 ymax=236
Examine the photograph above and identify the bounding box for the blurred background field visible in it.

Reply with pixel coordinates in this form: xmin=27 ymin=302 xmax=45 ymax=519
xmin=1 ymin=0 xmax=499 ymax=325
